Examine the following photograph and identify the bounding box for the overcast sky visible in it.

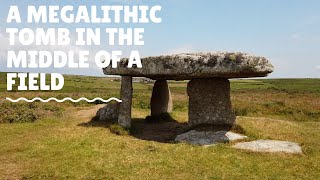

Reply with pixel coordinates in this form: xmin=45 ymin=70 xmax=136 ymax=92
xmin=1 ymin=0 xmax=319 ymax=78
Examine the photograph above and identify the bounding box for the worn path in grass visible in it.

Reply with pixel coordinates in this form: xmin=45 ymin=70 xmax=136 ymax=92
xmin=75 ymin=104 xmax=105 ymax=119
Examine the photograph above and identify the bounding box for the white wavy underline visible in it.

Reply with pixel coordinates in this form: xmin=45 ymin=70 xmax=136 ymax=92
xmin=5 ymin=97 xmax=122 ymax=103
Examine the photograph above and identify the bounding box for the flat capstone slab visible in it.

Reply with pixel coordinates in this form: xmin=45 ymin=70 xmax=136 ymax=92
xmin=175 ymin=130 xmax=247 ymax=146
xmin=233 ymin=140 xmax=302 ymax=154
xmin=103 ymin=52 xmax=274 ymax=80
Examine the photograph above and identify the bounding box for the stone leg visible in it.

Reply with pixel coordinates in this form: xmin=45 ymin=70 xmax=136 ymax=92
xmin=187 ymin=78 xmax=235 ymax=126
xmin=151 ymin=80 xmax=173 ymax=116
xmin=118 ymin=76 xmax=133 ymax=128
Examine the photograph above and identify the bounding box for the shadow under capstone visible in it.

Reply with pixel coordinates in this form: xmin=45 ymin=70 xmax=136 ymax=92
xmin=78 ymin=113 xmax=241 ymax=144
xmin=78 ymin=114 xmax=188 ymax=143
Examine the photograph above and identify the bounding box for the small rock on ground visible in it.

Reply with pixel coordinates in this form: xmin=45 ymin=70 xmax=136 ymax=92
xmin=175 ymin=130 xmax=247 ymax=146
xmin=95 ymin=103 xmax=120 ymax=121
xmin=233 ymin=140 xmax=302 ymax=154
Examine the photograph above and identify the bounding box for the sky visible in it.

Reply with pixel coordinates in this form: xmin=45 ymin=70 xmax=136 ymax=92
xmin=0 ymin=0 xmax=319 ymax=78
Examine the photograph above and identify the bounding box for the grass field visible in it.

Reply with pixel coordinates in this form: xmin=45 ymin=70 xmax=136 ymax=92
xmin=0 ymin=72 xmax=319 ymax=179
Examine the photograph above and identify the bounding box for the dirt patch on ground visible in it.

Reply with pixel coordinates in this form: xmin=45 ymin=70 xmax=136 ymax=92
xmin=74 ymin=104 xmax=105 ymax=119
xmin=0 ymin=158 xmax=24 ymax=180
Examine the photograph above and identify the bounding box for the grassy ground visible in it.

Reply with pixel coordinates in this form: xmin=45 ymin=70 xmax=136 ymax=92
xmin=0 ymin=72 xmax=320 ymax=179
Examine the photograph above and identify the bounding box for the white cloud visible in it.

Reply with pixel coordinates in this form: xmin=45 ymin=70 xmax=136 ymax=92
xmin=166 ymin=44 xmax=195 ymax=55
xmin=316 ymin=65 xmax=320 ymax=70
xmin=291 ymin=33 xmax=304 ymax=40
xmin=290 ymin=32 xmax=320 ymax=42
xmin=304 ymin=15 xmax=320 ymax=26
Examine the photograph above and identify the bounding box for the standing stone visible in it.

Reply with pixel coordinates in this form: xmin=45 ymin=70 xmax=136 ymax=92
xmin=187 ymin=78 xmax=236 ymax=126
xmin=151 ymin=80 xmax=173 ymax=116
xmin=118 ymin=76 xmax=133 ymax=128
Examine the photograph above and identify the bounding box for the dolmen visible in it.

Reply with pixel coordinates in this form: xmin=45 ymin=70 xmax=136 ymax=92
xmin=103 ymin=52 xmax=274 ymax=128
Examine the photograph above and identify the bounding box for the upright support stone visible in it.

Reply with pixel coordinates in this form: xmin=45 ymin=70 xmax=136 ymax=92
xmin=187 ymin=78 xmax=236 ymax=126
xmin=118 ymin=76 xmax=133 ymax=128
xmin=150 ymin=80 xmax=173 ymax=116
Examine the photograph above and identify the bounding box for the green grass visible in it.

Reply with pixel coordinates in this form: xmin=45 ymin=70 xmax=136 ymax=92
xmin=0 ymin=72 xmax=320 ymax=179
xmin=0 ymin=109 xmax=319 ymax=179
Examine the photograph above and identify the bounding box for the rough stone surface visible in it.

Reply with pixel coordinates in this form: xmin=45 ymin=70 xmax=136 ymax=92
xmin=175 ymin=130 xmax=247 ymax=146
xmin=233 ymin=140 xmax=302 ymax=154
xmin=103 ymin=52 xmax=274 ymax=80
xmin=150 ymin=80 xmax=173 ymax=116
xmin=118 ymin=76 xmax=133 ymax=128
xmin=96 ymin=103 xmax=120 ymax=121
xmin=187 ymin=78 xmax=236 ymax=126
